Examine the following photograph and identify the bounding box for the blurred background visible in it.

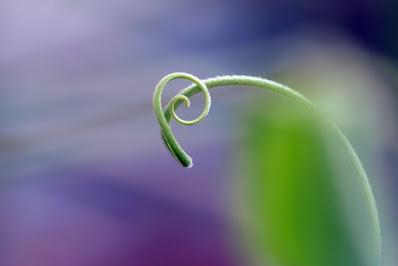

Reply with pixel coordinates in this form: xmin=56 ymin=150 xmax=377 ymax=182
xmin=1 ymin=0 xmax=397 ymax=265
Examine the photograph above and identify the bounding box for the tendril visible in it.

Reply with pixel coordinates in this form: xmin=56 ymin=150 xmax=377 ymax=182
xmin=152 ymin=72 xmax=381 ymax=264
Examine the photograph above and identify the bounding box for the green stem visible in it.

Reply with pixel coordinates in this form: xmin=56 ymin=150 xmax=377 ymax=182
xmin=153 ymin=72 xmax=381 ymax=263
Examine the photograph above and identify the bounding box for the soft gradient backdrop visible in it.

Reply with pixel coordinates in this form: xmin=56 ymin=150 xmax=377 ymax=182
xmin=1 ymin=0 xmax=397 ymax=265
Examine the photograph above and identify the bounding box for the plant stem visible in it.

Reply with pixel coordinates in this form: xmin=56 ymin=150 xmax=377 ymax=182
xmin=153 ymin=72 xmax=381 ymax=264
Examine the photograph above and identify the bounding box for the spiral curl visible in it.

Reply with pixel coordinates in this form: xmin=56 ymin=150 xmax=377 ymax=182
xmin=153 ymin=72 xmax=211 ymax=167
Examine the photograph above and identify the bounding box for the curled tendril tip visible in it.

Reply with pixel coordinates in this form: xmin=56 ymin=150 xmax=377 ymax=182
xmin=153 ymin=72 xmax=211 ymax=167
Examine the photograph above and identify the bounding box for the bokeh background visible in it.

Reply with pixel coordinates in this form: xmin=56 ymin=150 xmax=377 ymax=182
xmin=1 ymin=0 xmax=397 ymax=265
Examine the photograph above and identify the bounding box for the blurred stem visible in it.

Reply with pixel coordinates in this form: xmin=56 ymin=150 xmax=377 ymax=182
xmin=153 ymin=72 xmax=381 ymax=263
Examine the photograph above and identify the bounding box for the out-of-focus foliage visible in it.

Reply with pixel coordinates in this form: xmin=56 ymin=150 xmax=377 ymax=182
xmin=236 ymin=98 xmax=375 ymax=266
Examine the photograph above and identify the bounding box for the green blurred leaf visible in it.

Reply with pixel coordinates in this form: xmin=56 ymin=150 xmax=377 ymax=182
xmin=237 ymin=98 xmax=370 ymax=266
